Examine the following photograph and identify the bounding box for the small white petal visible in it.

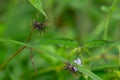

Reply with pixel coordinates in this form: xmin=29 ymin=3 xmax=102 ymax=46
xmin=77 ymin=58 xmax=81 ymax=65
xmin=74 ymin=58 xmax=82 ymax=66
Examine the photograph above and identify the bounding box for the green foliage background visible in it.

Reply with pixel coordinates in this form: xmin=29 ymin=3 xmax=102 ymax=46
xmin=0 ymin=0 xmax=119 ymax=80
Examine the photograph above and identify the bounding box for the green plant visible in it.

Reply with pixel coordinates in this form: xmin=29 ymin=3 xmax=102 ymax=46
xmin=0 ymin=0 xmax=119 ymax=80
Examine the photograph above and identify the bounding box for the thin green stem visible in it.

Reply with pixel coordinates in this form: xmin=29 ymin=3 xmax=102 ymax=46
xmin=103 ymin=0 xmax=118 ymax=39
xmin=0 ymin=28 xmax=34 ymax=70
xmin=103 ymin=14 xmax=110 ymax=40
xmin=109 ymin=0 xmax=118 ymax=13
xmin=0 ymin=46 xmax=26 ymax=70
xmin=83 ymin=48 xmax=92 ymax=55
xmin=26 ymin=28 xmax=34 ymax=43
xmin=118 ymin=46 xmax=120 ymax=65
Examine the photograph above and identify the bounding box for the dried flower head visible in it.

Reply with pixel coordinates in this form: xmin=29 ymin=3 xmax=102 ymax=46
xmin=64 ymin=63 xmax=76 ymax=73
xmin=64 ymin=63 xmax=78 ymax=77
xmin=32 ymin=20 xmax=47 ymax=35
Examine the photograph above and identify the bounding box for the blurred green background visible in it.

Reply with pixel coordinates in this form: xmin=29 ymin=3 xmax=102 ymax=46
xmin=0 ymin=0 xmax=120 ymax=80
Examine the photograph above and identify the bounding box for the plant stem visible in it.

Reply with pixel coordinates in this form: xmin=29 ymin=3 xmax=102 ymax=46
xmin=103 ymin=0 xmax=118 ymax=39
xmin=26 ymin=28 xmax=34 ymax=43
xmin=0 ymin=28 xmax=34 ymax=70
xmin=30 ymin=48 xmax=37 ymax=73
xmin=0 ymin=46 xmax=26 ymax=70
xmin=103 ymin=14 xmax=110 ymax=40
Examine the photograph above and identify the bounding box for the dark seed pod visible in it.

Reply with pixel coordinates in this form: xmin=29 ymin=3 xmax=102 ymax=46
xmin=64 ymin=63 xmax=77 ymax=75
xmin=32 ymin=20 xmax=47 ymax=35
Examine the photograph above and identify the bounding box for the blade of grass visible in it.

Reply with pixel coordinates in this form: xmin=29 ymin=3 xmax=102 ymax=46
xmin=0 ymin=38 xmax=102 ymax=80
xmin=74 ymin=64 xmax=102 ymax=80
xmin=29 ymin=0 xmax=48 ymax=19
xmin=0 ymin=38 xmax=67 ymax=70
xmin=104 ymin=0 xmax=118 ymax=39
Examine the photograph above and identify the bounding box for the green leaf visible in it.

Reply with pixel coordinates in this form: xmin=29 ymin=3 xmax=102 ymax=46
xmin=109 ymin=0 xmax=118 ymax=13
xmin=0 ymin=38 xmax=66 ymax=62
xmin=0 ymin=38 xmax=67 ymax=70
xmin=0 ymin=38 xmax=103 ymax=80
xmin=101 ymin=6 xmax=109 ymax=13
xmin=89 ymin=19 xmax=106 ymax=39
xmin=29 ymin=0 xmax=47 ymax=18
xmin=47 ymin=38 xmax=79 ymax=48
xmin=85 ymin=40 xmax=114 ymax=48
xmin=114 ymin=70 xmax=120 ymax=78
xmin=74 ymin=64 xmax=102 ymax=80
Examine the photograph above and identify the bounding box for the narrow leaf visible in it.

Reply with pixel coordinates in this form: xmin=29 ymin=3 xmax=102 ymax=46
xmin=101 ymin=6 xmax=109 ymax=13
xmin=85 ymin=40 xmax=114 ymax=48
xmin=0 ymin=38 xmax=69 ymax=62
xmin=29 ymin=0 xmax=47 ymax=18
xmin=0 ymin=38 xmax=102 ymax=80
xmin=0 ymin=38 xmax=67 ymax=63
xmin=74 ymin=64 xmax=102 ymax=80
xmin=47 ymin=38 xmax=79 ymax=48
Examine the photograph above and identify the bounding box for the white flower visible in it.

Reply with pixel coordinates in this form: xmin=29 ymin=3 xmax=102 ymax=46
xmin=73 ymin=58 xmax=82 ymax=71
xmin=74 ymin=58 xmax=82 ymax=66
